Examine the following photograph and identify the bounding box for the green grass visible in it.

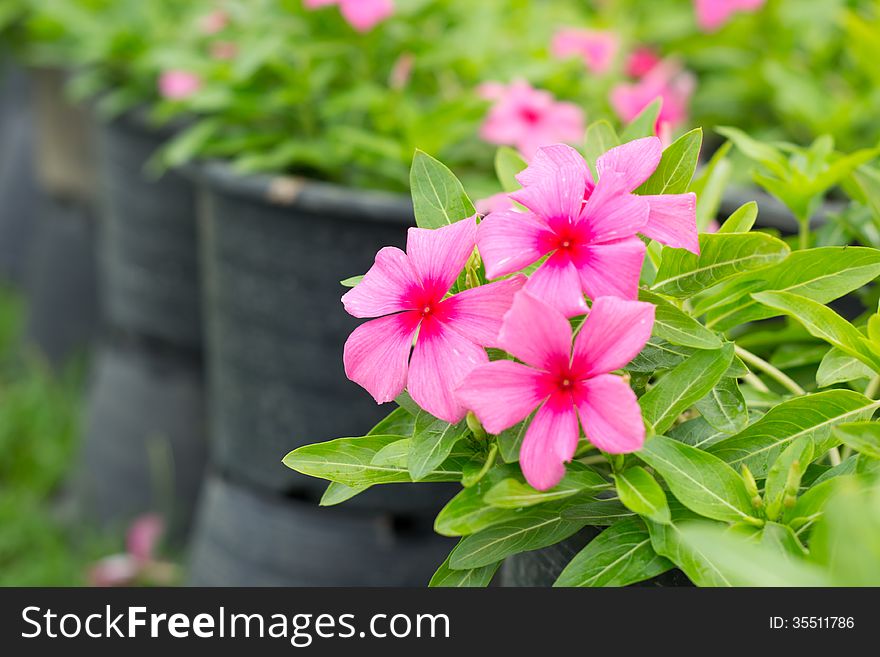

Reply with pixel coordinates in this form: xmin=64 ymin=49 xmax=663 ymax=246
xmin=0 ymin=286 xmax=117 ymax=585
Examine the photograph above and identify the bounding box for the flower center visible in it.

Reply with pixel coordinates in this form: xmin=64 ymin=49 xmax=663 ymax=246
xmin=420 ymin=303 xmax=434 ymax=318
xmin=520 ymin=108 xmax=541 ymax=124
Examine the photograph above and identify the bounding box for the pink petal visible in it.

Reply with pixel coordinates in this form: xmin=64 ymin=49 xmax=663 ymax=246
xmin=127 ymin=514 xmax=164 ymax=562
xmin=520 ymin=393 xmax=580 ymax=490
xmin=496 ymin=290 xmax=572 ymax=371
xmin=440 ymin=275 xmax=526 ymax=347
xmin=575 ymin=374 xmax=645 ymax=453
xmin=341 ymin=246 xmax=419 ymax=318
xmin=524 ymin=252 xmax=589 ymax=318
xmin=596 ymin=137 xmax=663 ymax=192
xmin=572 ymin=296 xmax=655 ymax=377
xmin=641 ymin=193 xmax=699 ymax=254
xmin=509 ymin=164 xmax=587 ymax=225
xmin=475 ymin=192 xmax=514 ymax=215
xmin=476 ymin=209 xmax=553 ymax=279
xmin=408 ymin=319 xmax=488 ymax=423
xmin=580 ymin=172 xmax=650 ymax=243
xmin=456 ymin=360 xmax=550 ymax=434
xmin=343 ymin=311 xmax=421 ymax=404
xmin=339 ymin=0 xmax=394 ymax=32
xmin=516 ymin=143 xmax=593 ymax=188
xmin=406 ymin=216 xmax=477 ymax=299
xmin=572 ymin=236 xmax=646 ymax=300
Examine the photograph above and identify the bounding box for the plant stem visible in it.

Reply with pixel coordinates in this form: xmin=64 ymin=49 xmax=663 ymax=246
xmin=866 ymin=375 xmax=880 ymax=400
xmin=734 ymin=345 xmax=806 ymax=396
xmin=743 ymin=371 xmax=771 ymax=393
xmin=828 ymin=447 xmax=842 ymax=467
xmin=798 ymin=219 xmax=810 ymax=250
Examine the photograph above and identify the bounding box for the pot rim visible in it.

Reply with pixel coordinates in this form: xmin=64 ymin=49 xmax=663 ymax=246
xmin=193 ymin=159 xmax=415 ymax=226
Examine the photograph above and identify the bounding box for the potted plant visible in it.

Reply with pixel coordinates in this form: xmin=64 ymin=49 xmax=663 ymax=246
xmin=285 ymin=117 xmax=880 ymax=586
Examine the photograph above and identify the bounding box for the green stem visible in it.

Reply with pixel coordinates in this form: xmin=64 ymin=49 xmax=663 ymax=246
xmin=743 ymin=371 xmax=770 ymax=393
xmin=798 ymin=219 xmax=810 ymax=250
xmin=866 ymin=375 xmax=880 ymax=400
xmin=734 ymin=345 xmax=806 ymax=396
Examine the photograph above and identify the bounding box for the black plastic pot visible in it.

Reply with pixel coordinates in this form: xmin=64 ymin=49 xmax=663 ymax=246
xmin=195 ymin=162 xmax=454 ymax=510
xmin=187 ymin=473 xmax=453 ymax=586
xmin=75 ymin=337 xmax=207 ymax=542
xmin=502 ymin=528 xmax=692 ymax=587
xmin=95 ymin=112 xmax=201 ymax=350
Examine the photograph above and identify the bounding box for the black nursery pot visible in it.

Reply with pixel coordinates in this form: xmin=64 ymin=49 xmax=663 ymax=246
xmin=94 ymin=111 xmax=202 ymax=350
xmin=196 ymin=162 xmax=454 ymax=512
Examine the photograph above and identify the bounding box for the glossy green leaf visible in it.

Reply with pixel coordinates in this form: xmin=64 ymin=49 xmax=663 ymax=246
xmin=707 ymin=390 xmax=880 ymax=477
xmin=763 ymin=438 xmax=814 ymax=521
xmin=319 ymin=482 xmax=370 ymax=506
xmin=560 ymin=499 xmax=635 ymax=525
xmin=717 ymin=202 xmax=758 ymax=233
xmin=816 ymin=348 xmax=874 ymax=387
xmin=410 ymin=412 xmax=471 ymax=481
xmin=554 ymin=517 xmax=672 ymax=587
xmin=484 ymin=464 xmax=608 ymax=508
xmin=639 ymin=290 xmax=721 ymax=350
xmin=429 ymin=549 xmax=500 ymax=587
xmin=653 ymin=233 xmax=789 ymax=298
xmin=496 ymin=417 xmax=529 ymax=463
xmin=639 ymin=436 xmax=757 ymax=524
xmin=494 ymin=147 xmax=527 ymax=193
xmin=620 ymin=99 xmax=661 ymax=141
xmin=639 ymin=343 xmax=734 ymax=434
xmin=694 ymin=378 xmax=748 ymax=434
xmin=637 ymin=128 xmax=702 ymax=195
xmin=583 ymin=119 xmax=620 ymax=172
xmin=614 ymin=466 xmax=670 ymax=524
xmin=833 ymin=422 xmax=880 ymax=459
xmin=339 ymin=275 xmax=364 ymax=288
xmin=410 ymin=149 xmax=475 ymax=229
xmin=433 ymin=465 xmax=520 ymax=537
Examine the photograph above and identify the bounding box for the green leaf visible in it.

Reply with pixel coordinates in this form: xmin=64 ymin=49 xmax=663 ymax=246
xmin=433 ymin=465 xmax=521 ymax=537
xmin=653 ymin=233 xmax=790 ymax=297
xmin=494 ymin=147 xmax=527 ymax=193
xmin=717 ymin=201 xmax=758 ymax=233
xmin=614 ymin=466 xmax=671 ymax=524
xmin=708 ymin=390 xmax=880 ymax=476
xmin=460 ymin=443 xmax=498 ymax=488
xmin=319 ymin=482 xmax=370 ymax=506
xmin=752 ymin=291 xmax=880 ymax=373
xmin=833 ymin=422 xmax=880 ymax=459
xmin=705 ymin=247 xmax=880 ymax=331
xmin=497 ymin=417 xmax=529 ymax=463
xmin=639 ymin=290 xmax=722 ymax=350
xmin=368 ymin=406 xmax=415 ymax=436
xmin=484 ymin=464 xmax=608 ymax=508
xmin=448 ymin=502 xmax=589 ymax=569
xmin=668 ymin=415 xmax=733 ymax=450
xmin=283 ymin=435 xmax=467 ymax=487
xmin=763 ymin=438 xmax=814 ymax=522
xmin=783 ymin=476 xmax=846 ymax=531
xmin=409 ymin=150 xmax=475 ymax=229
xmin=690 ymin=141 xmax=732 ymax=231
xmin=409 ymin=412 xmax=471 ymax=481
xmin=583 ymin=120 xmax=620 ymax=173
xmin=637 ymin=128 xmax=702 ymax=195
xmin=639 ymin=344 xmax=734 ymax=434
xmin=429 ymin=548 xmax=500 ymax=587
xmin=560 ymin=499 xmax=635 ymax=525
xmin=645 ymin=506 xmax=733 ymax=586
xmin=620 ymin=98 xmax=661 ymax=141
xmin=554 ymin=517 xmax=672 ymax=587
xmin=694 ymin=378 xmax=748 ymax=434
xmin=716 ymin=126 xmax=789 ymax=174
xmin=676 ymin=523 xmax=830 ymax=586
xmin=340 ymin=275 xmax=364 ymax=288
xmin=639 ymin=436 xmax=758 ymax=523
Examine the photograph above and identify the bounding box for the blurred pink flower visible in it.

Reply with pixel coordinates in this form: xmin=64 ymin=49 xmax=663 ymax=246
xmin=211 ymin=41 xmax=238 ymax=60
xmin=475 ymin=193 xmax=514 ymax=215
xmin=694 ymin=0 xmax=765 ymax=32
xmin=625 ymin=46 xmax=661 ymax=78
xmin=389 ymin=53 xmax=415 ymax=90
xmin=88 ymin=514 xmax=177 ymax=587
xmin=610 ymin=60 xmax=695 ymax=135
xmin=199 ymin=9 xmax=229 ymax=35
xmin=342 ymin=218 xmax=525 ymax=422
xmin=304 ymin=0 xmax=394 ymax=32
xmin=551 ymin=29 xmax=619 ymax=75
xmin=479 ymin=79 xmax=585 ymax=160
xmin=457 ymin=292 xmax=653 ymax=490
xmin=158 ymin=70 xmax=202 ymax=100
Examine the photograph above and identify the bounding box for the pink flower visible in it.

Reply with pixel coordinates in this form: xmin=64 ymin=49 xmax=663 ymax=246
xmin=476 ymin=140 xmax=698 ymax=317
xmin=551 ymin=29 xmax=619 ymax=75
xmin=342 ymin=218 xmax=525 ymax=423
xmin=625 ymin=46 xmax=661 ymax=78
xmin=88 ymin=514 xmax=177 ymax=587
xmin=475 ymin=193 xmax=514 ymax=215
xmin=479 ymin=79 xmax=585 ymax=160
xmin=211 ymin=41 xmax=238 ymax=60
xmin=389 ymin=52 xmax=415 ymax=90
xmin=457 ymin=291 xmax=654 ymax=490
xmin=158 ymin=70 xmax=202 ymax=100
xmin=304 ymin=0 xmax=394 ymax=32
xmin=610 ymin=60 xmax=695 ymax=134
xmin=694 ymin=0 xmax=765 ymax=32
xmin=199 ymin=9 xmax=229 ymax=35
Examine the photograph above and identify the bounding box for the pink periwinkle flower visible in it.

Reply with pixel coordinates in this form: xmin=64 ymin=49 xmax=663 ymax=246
xmin=88 ymin=514 xmax=176 ymax=587
xmin=476 ymin=140 xmax=698 ymax=317
xmin=479 ymin=79 xmax=585 ymax=160
xmin=304 ymin=0 xmax=394 ymax=33
xmin=457 ymin=291 xmax=654 ymax=490
xmin=694 ymin=0 xmax=765 ymax=32
xmin=551 ymin=29 xmax=619 ymax=75
xmin=199 ymin=9 xmax=229 ymax=35
xmin=211 ymin=40 xmax=238 ymax=60
xmin=610 ymin=60 xmax=695 ymax=135
xmin=158 ymin=70 xmax=202 ymax=101
xmin=389 ymin=52 xmax=415 ymax=91
xmin=342 ymin=217 xmax=525 ymax=423
xmin=625 ymin=46 xmax=662 ymax=78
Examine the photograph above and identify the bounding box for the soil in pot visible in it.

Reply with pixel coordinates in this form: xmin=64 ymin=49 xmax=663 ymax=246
xmin=187 ymin=473 xmax=454 ymax=586
xmin=95 ymin=112 xmax=201 ymax=350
